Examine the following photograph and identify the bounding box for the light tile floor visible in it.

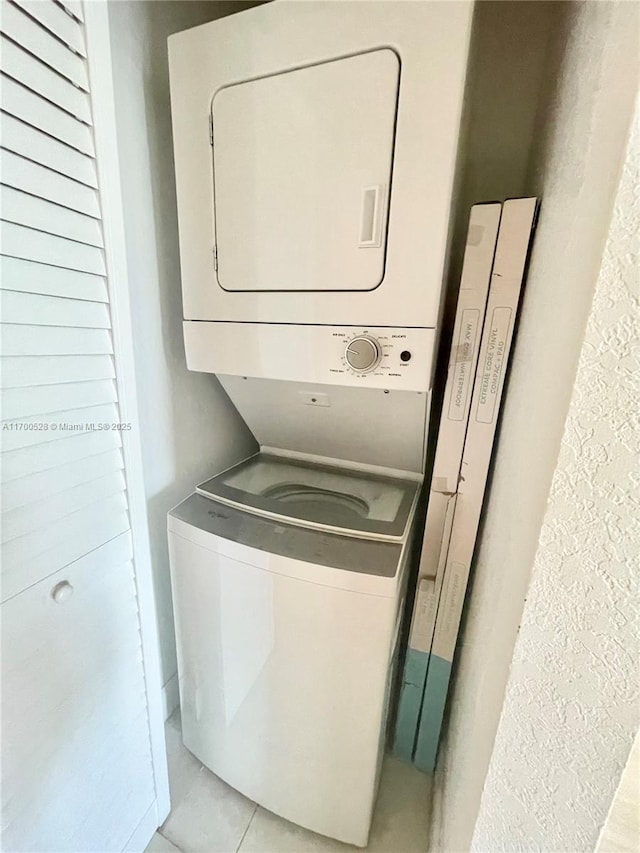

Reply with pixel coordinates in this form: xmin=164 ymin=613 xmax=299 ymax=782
xmin=145 ymin=712 xmax=431 ymax=853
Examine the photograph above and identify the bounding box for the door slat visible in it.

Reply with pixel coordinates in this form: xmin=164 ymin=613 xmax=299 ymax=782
xmin=1 ymin=76 xmax=94 ymax=155
xmin=12 ymin=0 xmax=86 ymax=58
xmin=1 ymin=429 xmax=122 ymax=483
xmin=0 ymin=354 xmax=115 ymax=389
xmin=1 ymin=448 xmax=123 ymax=512
xmin=2 ymin=469 xmax=127 ymax=543
xmin=57 ymin=0 xmax=84 ymax=23
xmin=0 ymin=256 xmax=107 ymax=302
xmin=0 ymin=403 xmax=120 ymax=451
xmin=1 ymin=151 xmax=100 ymax=218
xmin=1 ymin=187 xmax=104 ymax=247
xmin=1 ymin=37 xmax=92 ymax=124
xmin=1 ymin=222 xmax=106 ymax=275
xmin=0 ymin=115 xmax=98 ymax=188
xmin=0 ymin=1 xmax=89 ymax=90
xmin=1 ymin=324 xmax=113 ymax=356
xmin=0 ymin=291 xmax=110 ymax=330
xmin=1 ymin=379 xmax=117 ymax=420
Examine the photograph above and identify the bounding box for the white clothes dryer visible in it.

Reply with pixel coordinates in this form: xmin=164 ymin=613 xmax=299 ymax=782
xmin=168 ymin=452 xmax=420 ymax=846
xmin=168 ymin=0 xmax=472 ymax=330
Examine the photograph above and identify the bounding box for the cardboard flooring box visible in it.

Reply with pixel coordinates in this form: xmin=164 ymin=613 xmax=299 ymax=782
xmin=394 ymin=202 xmax=502 ymax=761
xmin=413 ymin=197 xmax=538 ymax=772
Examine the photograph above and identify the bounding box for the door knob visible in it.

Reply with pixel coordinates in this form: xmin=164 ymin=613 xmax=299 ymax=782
xmin=51 ymin=581 xmax=74 ymax=603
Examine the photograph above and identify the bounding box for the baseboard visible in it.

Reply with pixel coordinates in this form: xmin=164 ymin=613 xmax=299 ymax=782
xmin=161 ymin=672 xmax=179 ymax=721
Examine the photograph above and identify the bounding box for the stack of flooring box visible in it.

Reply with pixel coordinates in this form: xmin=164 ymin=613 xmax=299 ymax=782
xmin=395 ymin=197 xmax=539 ymax=773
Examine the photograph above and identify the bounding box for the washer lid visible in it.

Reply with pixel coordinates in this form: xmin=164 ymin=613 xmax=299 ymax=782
xmin=212 ymin=49 xmax=399 ymax=293
xmin=169 ymin=494 xmax=403 ymax=581
xmin=196 ymin=452 xmax=418 ymax=540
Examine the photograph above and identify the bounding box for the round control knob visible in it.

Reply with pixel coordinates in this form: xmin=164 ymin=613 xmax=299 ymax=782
xmin=345 ymin=336 xmax=381 ymax=373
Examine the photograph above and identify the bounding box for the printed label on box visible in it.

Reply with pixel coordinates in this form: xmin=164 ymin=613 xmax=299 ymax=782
xmin=447 ymin=309 xmax=480 ymax=422
xmin=475 ymin=306 xmax=512 ymax=424
xmin=432 ymin=561 xmax=466 ymax=660
xmin=409 ymin=579 xmax=438 ymax=653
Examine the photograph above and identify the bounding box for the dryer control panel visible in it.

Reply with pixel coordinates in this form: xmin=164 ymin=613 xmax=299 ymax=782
xmin=336 ymin=330 xmax=425 ymax=382
xmin=184 ymin=322 xmax=436 ymax=392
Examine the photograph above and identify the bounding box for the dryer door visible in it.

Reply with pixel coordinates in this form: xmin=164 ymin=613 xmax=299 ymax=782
xmin=212 ymin=49 xmax=399 ymax=292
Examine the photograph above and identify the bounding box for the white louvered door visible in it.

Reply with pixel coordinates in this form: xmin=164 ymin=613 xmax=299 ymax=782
xmin=0 ymin=1 xmax=167 ymax=850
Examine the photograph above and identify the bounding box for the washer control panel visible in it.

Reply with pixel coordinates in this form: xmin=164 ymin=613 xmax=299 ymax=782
xmin=184 ymin=322 xmax=436 ymax=392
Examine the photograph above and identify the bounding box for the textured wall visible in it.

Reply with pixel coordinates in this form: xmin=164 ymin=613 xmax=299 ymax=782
xmin=107 ymin=1 xmax=258 ymax=698
xmin=471 ymin=94 xmax=639 ymax=852
xmin=596 ymin=728 xmax=640 ymax=853
xmin=430 ymin=3 xmax=639 ymax=850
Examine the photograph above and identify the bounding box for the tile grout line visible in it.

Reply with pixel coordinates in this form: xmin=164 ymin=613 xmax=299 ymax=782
xmin=157 ymin=828 xmax=182 ymax=852
xmin=235 ymin=803 xmax=259 ymax=852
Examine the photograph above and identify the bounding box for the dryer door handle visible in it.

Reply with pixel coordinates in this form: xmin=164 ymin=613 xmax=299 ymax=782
xmin=358 ymin=185 xmax=385 ymax=248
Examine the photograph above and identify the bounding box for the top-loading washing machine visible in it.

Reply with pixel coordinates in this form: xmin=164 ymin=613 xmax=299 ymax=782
xmin=167 ymin=0 xmax=472 ymax=846
xmin=168 ymin=452 xmax=420 ymax=846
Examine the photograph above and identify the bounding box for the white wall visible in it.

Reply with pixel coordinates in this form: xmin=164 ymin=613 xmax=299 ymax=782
xmin=107 ymin=1 xmax=258 ymax=704
xmin=430 ymin=2 xmax=639 ymax=849
xmin=441 ymin=0 xmax=555 ymax=337
xmin=596 ymin=729 xmax=640 ymax=853
xmin=471 ymin=90 xmax=639 ymax=852
xmin=428 ymin=0 xmax=557 ymax=538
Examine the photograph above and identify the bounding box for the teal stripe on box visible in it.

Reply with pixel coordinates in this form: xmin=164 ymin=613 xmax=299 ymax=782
xmin=413 ymin=654 xmax=452 ymax=773
xmin=393 ymin=647 xmax=430 ymax=762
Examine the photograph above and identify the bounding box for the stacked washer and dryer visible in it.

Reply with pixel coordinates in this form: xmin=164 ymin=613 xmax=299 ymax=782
xmin=167 ymin=2 xmax=472 ymax=846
